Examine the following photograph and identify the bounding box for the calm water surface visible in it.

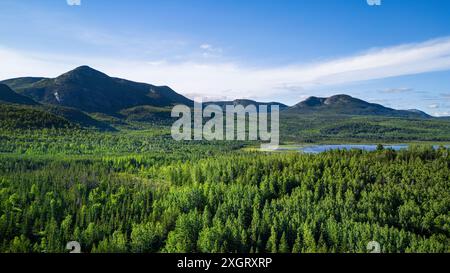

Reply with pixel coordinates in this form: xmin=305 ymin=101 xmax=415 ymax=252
xmin=278 ymin=144 xmax=449 ymax=154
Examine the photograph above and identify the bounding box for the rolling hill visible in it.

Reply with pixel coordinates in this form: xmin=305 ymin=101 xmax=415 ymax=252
xmin=0 ymin=104 xmax=76 ymax=130
xmin=43 ymin=105 xmax=115 ymax=130
xmin=0 ymin=83 xmax=39 ymax=105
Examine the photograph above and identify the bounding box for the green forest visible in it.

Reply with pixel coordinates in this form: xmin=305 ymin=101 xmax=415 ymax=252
xmin=0 ymin=127 xmax=449 ymax=253
xmin=1 ymin=0 xmax=450 ymax=257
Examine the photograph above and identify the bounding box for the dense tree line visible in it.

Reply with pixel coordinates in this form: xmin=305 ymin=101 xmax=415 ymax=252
xmin=281 ymin=115 xmax=450 ymax=143
xmin=0 ymin=145 xmax=448 ymax=253
xmin=0 ymin=105 xmax=75 ymax=130
xmin=0 ymin=128 xmax=245 ymax=156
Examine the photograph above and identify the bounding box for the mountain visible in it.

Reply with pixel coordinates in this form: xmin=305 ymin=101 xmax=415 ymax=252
xmin=0 ymin=83 xmax=39 ymax=105
xmin=1 ymin=66 xmax=193 ymax=114
xmin=285 ymin=94 xmax=431 ymax=118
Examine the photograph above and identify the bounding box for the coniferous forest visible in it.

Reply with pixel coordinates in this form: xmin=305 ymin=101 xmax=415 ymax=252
xmin=2 ymin=0 xmax=450 ymax=258
xmin=0 ymin=127 xmax=448 ymax=253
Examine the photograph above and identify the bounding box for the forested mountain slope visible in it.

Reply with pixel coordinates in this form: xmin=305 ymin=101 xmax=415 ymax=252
xmin=2 ymin=66 xmax=193 ymax=114
xmin=0 ymin=84 xmax=38 ymax=105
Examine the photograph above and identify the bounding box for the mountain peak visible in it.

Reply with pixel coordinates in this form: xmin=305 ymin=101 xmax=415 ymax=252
xmin=58 ymin=65 xmax=109 ymax=81
xmin=324 ymin=94 xmax=363 ymax=105
xmin=73 ymin=65 xmax=100 ymax=72
xmin=301 ymin=96 xmax=325 ymax=106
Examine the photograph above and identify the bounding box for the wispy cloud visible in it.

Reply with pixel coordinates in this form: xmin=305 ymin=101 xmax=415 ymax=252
xmin=433 ymin=111 xmax=450 ymax=117
xmin=200 ymin=44 xmax=213 ymax=50
xmin=428 ymin=104 xmax=439 ymax=109
xmin=199 ymin=44 xmax=223 ymax=58
xmin=381 ymin=87 xmax=414 ymax=93
xmin=2 ymin=37 xmax=450 ymax=102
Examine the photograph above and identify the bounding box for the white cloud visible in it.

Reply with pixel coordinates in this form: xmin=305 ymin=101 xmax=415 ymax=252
xmin=200 ymin=44 xmax=212 ymax=50
xmin=433 ymin=111 xmax=450 ymax=117
xmin=2 ymin=37 xmax=450 ymax=102
xmin=0 ymin=47 xmax=80 ymax=78
xmin=381 ymin=87 xmax=414 ymax=93
xmin=428 ymin=104 xmax=439 ymax=109
xmin=199 ymin=43 xmax=223 ymax=58
xmin=200 ymin=44 xmax=222 ymax=53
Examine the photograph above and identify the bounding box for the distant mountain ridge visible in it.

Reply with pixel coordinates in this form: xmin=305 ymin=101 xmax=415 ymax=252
xmin=2 ymin=66 xmax=434 ymax=119
xmin=1 ymin=66 xmax=443 ymax=135
xmin=285 ymin=94 xmax=431 ymax=118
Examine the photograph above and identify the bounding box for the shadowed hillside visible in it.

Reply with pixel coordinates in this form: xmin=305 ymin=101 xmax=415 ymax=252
xmin=2 ymin=66 xmax=193 ymax=114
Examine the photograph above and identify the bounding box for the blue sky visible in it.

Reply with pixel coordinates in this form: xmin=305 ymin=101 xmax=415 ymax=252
xmin=1 ymin=0 xmax=450 ymax=115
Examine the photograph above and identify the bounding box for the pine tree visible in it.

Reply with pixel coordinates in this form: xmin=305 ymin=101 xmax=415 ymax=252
xmin=278 ymin=232 xmax=290 ymax=253
xmin=292 ymin=231 xmax=302 ymax=253
xmin=266 ymin=227 xmax=278 ymax=253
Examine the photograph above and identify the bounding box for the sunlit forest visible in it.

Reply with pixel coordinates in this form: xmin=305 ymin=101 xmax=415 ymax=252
xmin=1 ymin=0 xmax=450 ymax=258
xmin=0 ymin=128 xmax=448 ymax=253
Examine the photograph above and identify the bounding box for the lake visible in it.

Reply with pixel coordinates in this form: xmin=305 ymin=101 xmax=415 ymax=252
xmin=277 ymin=144 xmax=449 ymax=154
